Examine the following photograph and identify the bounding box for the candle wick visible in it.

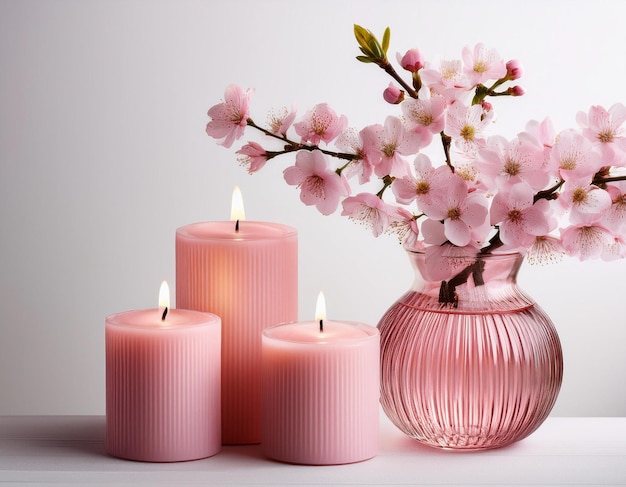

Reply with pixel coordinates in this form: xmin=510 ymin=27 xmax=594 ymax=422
xmin=161 ymin=307 xmax=168 ymax=321
xmin=235 ymin=219 xmax=240 ymax=232
xmin=319 ymin=319 xmax=324 ymax=333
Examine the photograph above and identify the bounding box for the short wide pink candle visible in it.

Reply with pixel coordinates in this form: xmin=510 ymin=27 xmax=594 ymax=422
xmin=261 ymin=320 xmax=380 ymax=465
xmin=105 ymin=307 xmax=221 ymax=462
xmin=176 ymin=220 xmax=297 ymax=444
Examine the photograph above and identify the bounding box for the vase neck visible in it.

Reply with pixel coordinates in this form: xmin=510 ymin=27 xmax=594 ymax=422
xmin=406 ymin=251 xmax=528 ymax=311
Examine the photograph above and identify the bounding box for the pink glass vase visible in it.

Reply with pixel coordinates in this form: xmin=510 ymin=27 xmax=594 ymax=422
xmin=378 ymin=250 xmax=563 ymax=450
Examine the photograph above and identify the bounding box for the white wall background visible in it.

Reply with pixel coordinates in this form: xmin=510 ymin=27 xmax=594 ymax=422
xmin=1 ymin=0 xmax=625 ymax=416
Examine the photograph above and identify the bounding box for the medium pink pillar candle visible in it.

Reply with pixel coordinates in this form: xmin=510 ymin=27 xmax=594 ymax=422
xmin=261 ymin=314 xmax=380 ymax=465
xmin=105 ymin=286 xmax=221 ymax=462
xmin=176 ymin=219 xmax=297 ymax=445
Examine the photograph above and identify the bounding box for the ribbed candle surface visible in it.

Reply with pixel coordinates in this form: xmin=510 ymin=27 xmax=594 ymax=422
xmin=105 ymin=309 xmax=221 ymax=462
xmin=261 ymin=321 xmax=380 ymax=465
xmin=176 ymin=221 xmax=297 ymax=444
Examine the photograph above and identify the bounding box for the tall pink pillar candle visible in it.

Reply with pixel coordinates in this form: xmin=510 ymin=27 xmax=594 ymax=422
xmin=105 ymin=307 xmax=221 ymax=462
xmin=261 ymin=320 xmax=380 ymax=465
xmin=176 ymin=220 xmax=297 ymax=444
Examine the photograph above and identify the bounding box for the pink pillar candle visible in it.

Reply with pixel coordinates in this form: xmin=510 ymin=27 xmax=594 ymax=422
xmin=261 ymin=320 xmax=380 ymax=465
xmin=176 ymin=220 xmax=297 ymax=444
xmin=105 ymin=307 xmax=221 ymax=462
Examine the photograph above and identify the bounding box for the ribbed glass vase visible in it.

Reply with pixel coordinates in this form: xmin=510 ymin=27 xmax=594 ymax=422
xmin=378 ymin=250 xmax=563 ymax=450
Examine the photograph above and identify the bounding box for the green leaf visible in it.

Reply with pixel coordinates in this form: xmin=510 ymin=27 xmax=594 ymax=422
xmin=382 ymin=27 xmax=390 ymax=54
xmin=367 ymin=36 xmax=383 ymax=59
xmin=353 ymin=24 xmax=372 ymax=50
xmin=356 ymin=55 xmax=374 ymax=63
xmin=359 ymin=46 xmax=373 ymax=58
xmin=354 ymin=24 xmax=388 ymax=63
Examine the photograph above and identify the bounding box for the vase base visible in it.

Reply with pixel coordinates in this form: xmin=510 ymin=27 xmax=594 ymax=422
xmin=404 ymin=426 xmax=526 ymax=451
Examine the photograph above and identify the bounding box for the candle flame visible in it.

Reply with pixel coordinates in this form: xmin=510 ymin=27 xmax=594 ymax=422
xmin=230 ymin=186 xmax=246 ymax=222
xmin=315 ymin=291 xmax=326 ymax=322
xmin=159 ymin=280 xmax=170 ymax=310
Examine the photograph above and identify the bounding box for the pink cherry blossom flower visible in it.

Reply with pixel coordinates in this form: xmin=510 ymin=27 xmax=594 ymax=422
xmin=360 ymin=116 xmax=421 ymax=178
xmin=576 ymin=103 xmax=626 ymax=164
xmin=525 ymin=118 xmax=556 ymax=149
xmin=600 ymin=237 xmax=626 ymax=260
xmin=601 ymin=234 xmax=626 ymax=260
xmin=445 ymin=102 xmax=493 ymax=155
xmin=523 ymin=117 xmax=556 ymax=169
xmin=283 ymin=150 xmax=350 ymax=215
xmin=420 ymin=59 xmax=470 ymax=102
xmin=206 ymin=84 xmax=253 ymax=148
xmin=419 ymin=243 xmax=480 ymax=281
xmin=507 ymin=85 xmax=525 ymax=97
xmin=550 ymin=129 xmax=602 ymax=181
xmin=526 ymin=235 xmax=565 ymax=265
xmin=341 ymin=193 xmax=394 ymax=237
xmin=267 ymin=104 xmax=297 ymax=136
xmin=490 ymin=182 xmax=552 ymax=248
xmin=294 ymin=103 xmax=348 ymax=145
xmin=477 ymin=134 xmax=549 ymax=191
xmin=391 ymin=154 xmax=453 ymax=211
xmin=462 ymin=43 xmax=507 ymax=86
xmin=383 ymin=83 xmax=404 ymax=104
xmin=397 ymin=48 xmax=424 ymax=72
xmin=334 ymin=127 xmax=378 ymax=184
xmin=236 ymin=142 xmax=268 ymax=174
xmin=401 ymin=87 xmax=447 ymax=147
xmin=559 ymin=179 xmax=612 ymax=225
xmin=601 ymin=182 xmax=626 ymax=233
xmin=420 ymin=218 xmax=447 ymax=246
xmin=560 ymin=223 xmax=615 ymax=261
xmin=505 ymin=60 xmax=524 ymax=80
xmin=422 ymin=172 xmax=489 ymax=247
xmin=385 ymin=206 xmax=421 ymax=249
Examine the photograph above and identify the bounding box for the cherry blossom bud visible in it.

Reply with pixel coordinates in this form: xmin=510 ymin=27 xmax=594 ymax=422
xmin=481 ymin=100 xmax=493 ymax=112
xmin=505 ymin=60 xmax=523 ymax=80
xmin=397 ymin=48 xmax=424 ymax=73
xmin=383 ymin=83 xmax=405 ymax=104
xmin=508 ymin=85 xmax=525 ymax=97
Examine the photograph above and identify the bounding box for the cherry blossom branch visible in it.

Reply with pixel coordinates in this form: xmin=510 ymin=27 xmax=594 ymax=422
xmin=246 ymin=116 xmax=398 ymax=202
xmin=439 ymin=264 xmax=475 ymax=305
xmin=479 ymin=232 xmax=504 ymax=255
xmin=472 ymin=65 xmax=525 ymax=105
xmin=206 ymin=27 xmax=626 ymax=268
xmin=440 ymin=132 xmax=453 ymax=168
xmin=533 ymin=180 xmax=564 ymax=203
xmin=246 ymin=118 xmax=290 ymax=143
xmin=381 ymin=62 xmax=419 ymax=99
xmin=353 ymin=24 xmax=419 ymax=99
xmin=376 ymin=175 xmax=395 ymax=198
xmin=594 ymin=174 xmax=626 ymax=185
xmin=438 ymin=231 xmax=505 ymax=304
xmin=246 ymin=118 xmax=358 ymax=163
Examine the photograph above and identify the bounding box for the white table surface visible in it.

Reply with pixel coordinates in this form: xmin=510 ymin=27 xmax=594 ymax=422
xmin=0 ymin=413 xmax=624 ymax=486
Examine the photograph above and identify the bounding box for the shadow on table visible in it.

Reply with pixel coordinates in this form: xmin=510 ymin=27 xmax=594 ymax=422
xmin=0 ymin=415 xmax=107 ymax=464
xmin=3 ymin=416 xmax=273 ymax=466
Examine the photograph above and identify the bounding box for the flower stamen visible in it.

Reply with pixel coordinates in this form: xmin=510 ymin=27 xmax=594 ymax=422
xmin=460 ymin=125 xmax=475 ymax=141
xmin=296 ymin=175 xmax=326 ymax=199
xmin=504 ymin=159 xmax=521 ymax=176
xmin=416 ymin=181 xmax=430 ymax=195
xmin=447 ymin=207 xmax=461 ymax=220
xmin=572 ymin=188 xmax=588 ymax=204
xmin=508 ymin=208 xmax=523 ymax=222
xmin=598 ymin=130 xmax=614 ymax=143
